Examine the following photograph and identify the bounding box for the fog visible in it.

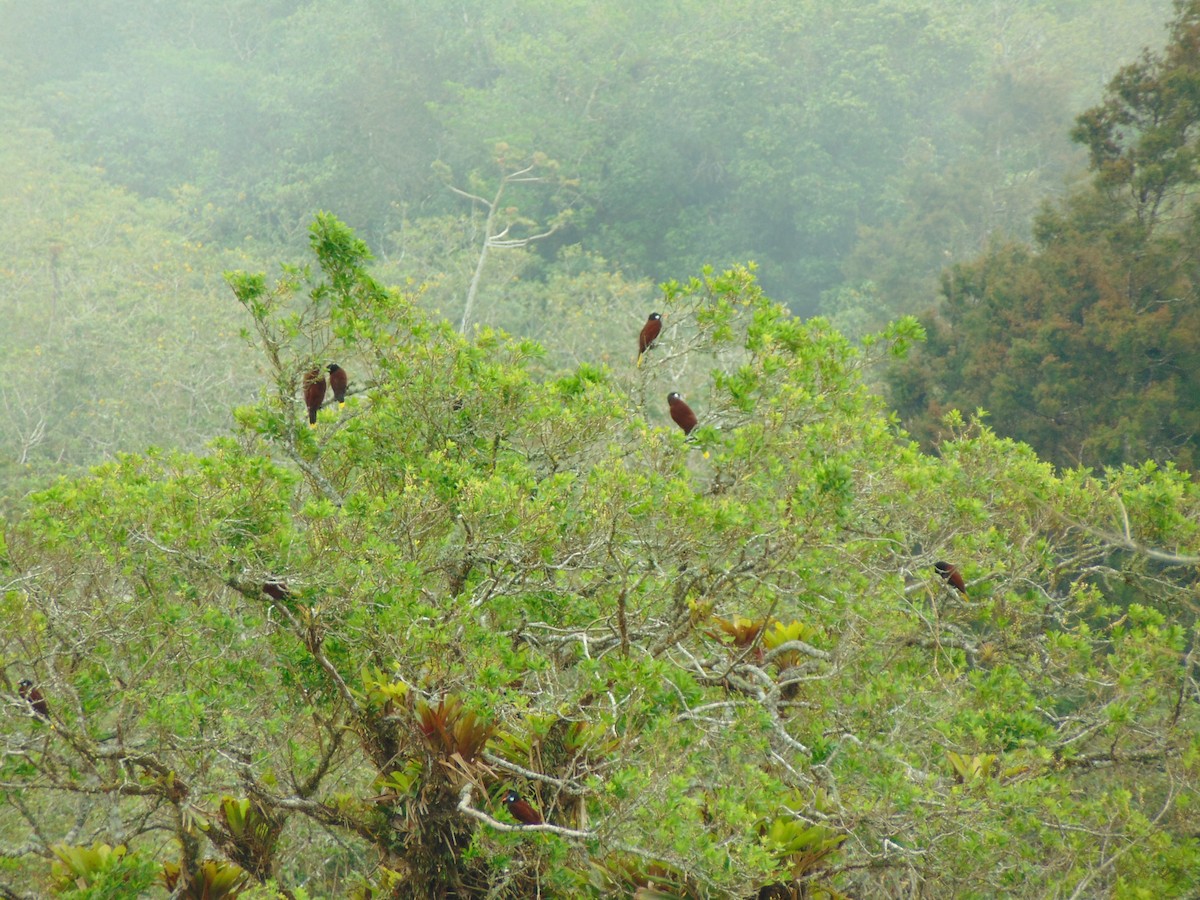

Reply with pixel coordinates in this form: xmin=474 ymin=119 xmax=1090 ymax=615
xmin=0 ymin=0 xmax=1175 ymax=487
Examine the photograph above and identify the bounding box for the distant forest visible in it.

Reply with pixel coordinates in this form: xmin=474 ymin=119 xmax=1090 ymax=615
xmin=0 ymin=0 xmax=1183 ymax=489
xmin=5 ymin=5 xmax=1200 ymax=899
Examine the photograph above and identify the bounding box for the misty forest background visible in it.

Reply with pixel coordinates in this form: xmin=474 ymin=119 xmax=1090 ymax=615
xmin=3 ymin=0 xmax=1200 ymax=898
xmin=1 ymin=0 xmax=1192 ymax=486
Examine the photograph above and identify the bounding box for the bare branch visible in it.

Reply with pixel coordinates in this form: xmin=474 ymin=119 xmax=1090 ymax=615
xmin=1029 ymin=488 xmax=1200 ymax=566
xmin=0 ymin=884 xmax=38 ymax=900
xmin=1114 ymin=493 xmax=1133 ymax=543
xmin=481 ymin=752 xmax=585 ymax=794
xmin=446 ymin=185 xmax=492 ymax=207
xmin=456 ymin=783 xmax=594 ymax=839
xmin=275 ymin=439 xmax=344 ymax=508
xmin=763 ymin=639 xmax=831 ymax=664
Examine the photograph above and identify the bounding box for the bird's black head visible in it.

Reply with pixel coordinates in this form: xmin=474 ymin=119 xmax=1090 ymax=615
xmin=327 ymin=363 xmax=341 ymax=373
xmin=648 ymin=312 xmax=662 ymax=321
xmin=17 ymin=678 xmax=32 ymax=690
xmin=503 ymin=789 xmax=520 ymax=804
xmin=667 ymin=392 xmax=682 ymax=403
xmin=934 ymin=561 xmax=951 ymax=574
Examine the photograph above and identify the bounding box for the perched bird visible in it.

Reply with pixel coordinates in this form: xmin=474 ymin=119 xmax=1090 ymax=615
xmin=503 ymin=789 xmax=543 ymax=826
xmin=637 ymin=312 xmax=663 ymax=367
xmin=934 ymin=561 xmax=968 ymax=599
xmin=262 ymin=580 xmax=290 ymax=602
xmin=303 ymin=368 xmax=327 ymax=428
xmin=17 ymin=679 xmax=50 ymax=721
xmin=667 ymin=392 xmax=698 ymax=436
xmin=327 ymin=363 xmax=348 ymax=407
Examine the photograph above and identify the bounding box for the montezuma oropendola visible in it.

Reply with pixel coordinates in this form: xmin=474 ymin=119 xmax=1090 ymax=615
xmin=327 ymin=363 xmax=348 ymax=407
xmin=934 ymin=561 xmax=968 ymax=599
xmin=503 ymin=789 xmax=543 ymax=825
xmin=667 ymin=392 xmax=698 ymax=436
xmin=303 ymin=368 xmax=327 ymax=428
xmin=637 ymin=312 xmax=663 ymax=367
xmin=263 ymin=580 xmax=290 ymax=602
xmin=17 ymin=679 xmax=49 ymax=721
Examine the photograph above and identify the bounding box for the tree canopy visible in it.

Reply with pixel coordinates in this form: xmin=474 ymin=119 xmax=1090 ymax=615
xmin=3 ymin=3 xmax=1200 ymax=896
xmin=888 ymin=0 xmax=1200 ymax=472
xmin=0 ymin=0 xmax=1175 ymax=308
xmin=0 ymin=0 xmax=1182 ymax=490
xmin=2 ymin=215 xmax=1198 ymax=898
xmin=0 ymin=98 xmax=260 ymax=503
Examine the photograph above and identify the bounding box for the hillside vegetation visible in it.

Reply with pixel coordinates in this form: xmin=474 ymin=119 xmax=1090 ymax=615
xmin=2 ymin=217 xmax=1198 ymax=897
xmin=890 ymin=0 xmax=1200 ymax=471
xmin=0 ymin=0 xmax=1178 ymax=487
xmin=2 ymin=3 xmax=1200 ymax=897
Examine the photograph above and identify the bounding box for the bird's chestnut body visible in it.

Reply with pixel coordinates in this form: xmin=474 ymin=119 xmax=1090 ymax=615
xmin=503 ymin=789 xmax=543 ymax=825
xmin=637 ymin=312 xmax=663 ymax=366
xmin=667 ymin=392 xmax=698 ymax=436
xmin=303 ymin=368 xmax=327 ymax=427
xmin=263 ymin=580 xmax=290 ymax=602
xmin=327 ymin=363 xmax=348 ymax=407
xmin=934 ymin=561 xmax=968 ymax=598
xmin=18 ymin=679 xmax=49 ymax=720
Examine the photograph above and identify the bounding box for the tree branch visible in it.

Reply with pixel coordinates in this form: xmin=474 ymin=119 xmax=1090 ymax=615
xmin=1064 ymin=782 xmax=1177 ymax=900
xmin=763 ymin=639 xmax=831 ymax=664
xmin=275 ymin=440 xmax=344 ymax=508
xmin=481 ymin=752 xmax=585 ymax=794
xmin=456 ymin=783 xmax=594 ymax=839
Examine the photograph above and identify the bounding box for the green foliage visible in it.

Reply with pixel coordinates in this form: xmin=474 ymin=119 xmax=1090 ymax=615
xmin=49 ymin=843 xmax=158 ymax=899
xmin=0 ymin=0 xmax=1176 ymax=318
xmin=161 ymin=859 xmax=251 ymax=899
xmin=0 ymin=0 xmax=1182 ymax=517
xmin=0 ymin=98 xmax=262 ymax=501
xmin=890 ymin=1 xmax=1200 ymax=471
xmin=1 ymin=4 xmax=1197 ymax=894
xmin=2 ymin=217 xmax=1199 ymax=898
xmin=763 ymin=817 xmax=846 ymax=881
